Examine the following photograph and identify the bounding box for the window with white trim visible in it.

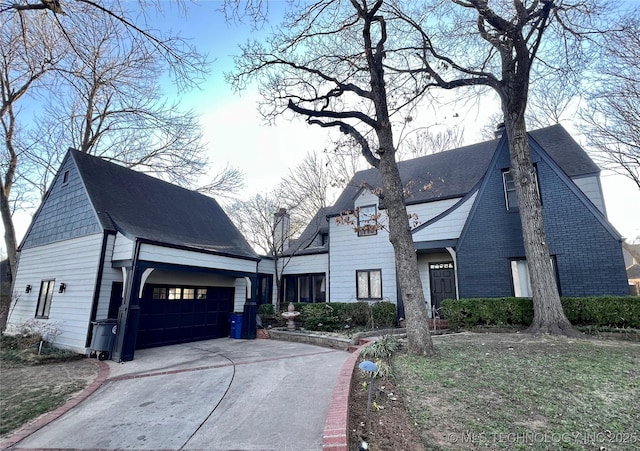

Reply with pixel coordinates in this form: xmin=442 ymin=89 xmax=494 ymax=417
xmin=35 ymin=280 xmax=55 ymax=318
xmin=502 ymin=167 xmax=540 ymax=211
xmin=510 ymin=257 xmax=559 ymax=297
xmin=357 ymin=205 xmax=378 ymax=236
xmin=356 ymin=269 xmax=382 ymax=300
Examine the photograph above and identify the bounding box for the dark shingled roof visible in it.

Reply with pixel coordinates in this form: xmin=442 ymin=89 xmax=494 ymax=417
xmin=70 ymin=150 xmax=258 ymax=259
xmin=293 ymin=124 xmax=599 ymax=251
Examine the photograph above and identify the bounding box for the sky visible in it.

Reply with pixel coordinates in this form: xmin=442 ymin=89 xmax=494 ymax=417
xmin=4 ymin=0 xmax=640 ymax=252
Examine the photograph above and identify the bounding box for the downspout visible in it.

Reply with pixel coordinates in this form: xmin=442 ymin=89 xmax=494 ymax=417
xmin=84 ymin=231 xmax=111 ymax=348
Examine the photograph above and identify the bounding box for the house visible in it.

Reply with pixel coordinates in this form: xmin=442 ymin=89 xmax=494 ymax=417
xmin=276 ymin=124 xmax=629 ymax=315
xmin=6 ymin=149 xmax=264 ymax=361
xmin=624 ymin=243 xmax=640 ymax=295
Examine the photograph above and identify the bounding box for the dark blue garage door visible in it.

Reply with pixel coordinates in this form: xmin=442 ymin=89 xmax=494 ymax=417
xmin=137 ymin=285 xmax=234 ymax=349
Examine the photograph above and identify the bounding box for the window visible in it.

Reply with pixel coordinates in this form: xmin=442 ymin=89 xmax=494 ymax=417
xmin=152 ymin=287 xmax=167 ymax=299
xmin=502 ymin=171 xmax=519 ymax=211
xmin=356 ymin=270 xmax=382 ymax=300
xmin=182 ymin=288 xmax=195 ymax=299
xmin=283 ymin=274 xmax=326 ymax=303
xmin=510 ymin=260 xmax=532 ymax=297
xmin=510 ymin=257 xmax=559 ymax=297
xmin=502 ymin=168 xmax=540 ymax=211
xmin=62 ymin=170 xmax=70 ymax=185
xmin=196 ymin=288 xmax=208 ymax=299
xmin=168 ymin=287 xmax=181 ymax=300
xmin=35 ymin=280 xmax=55 ymax=318
xmin=357 ymin=205 xmax=378 ymax=236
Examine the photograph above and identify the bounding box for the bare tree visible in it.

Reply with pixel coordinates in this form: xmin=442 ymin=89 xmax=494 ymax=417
xmin=398 ymin=0 xmax=613 ymax=336
xmin=277 ymin=151 xmax=338 ymax=227
xmin=228 ymin=190 xmax=307 ymax=311
xmin=397 ymin=126 xmax=465 ymax=160
xmin=580 ymin=11 xmax=640 ymax=190
xmin=1 ymin=11 xmax=64 ymax=282
xmin=1 ymin=0 xmax=206 ymax=89
xmin=1 ymin=2 xmax=235 ymax=284
xmin=230 ymin=0 xmax=436 ymax=356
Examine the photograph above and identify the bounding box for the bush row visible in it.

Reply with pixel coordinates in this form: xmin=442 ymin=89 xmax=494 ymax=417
xmin=441 ymin=296 xmax=640 ymax=329
xmin=266 ymin=301 xmax=397 ymax=332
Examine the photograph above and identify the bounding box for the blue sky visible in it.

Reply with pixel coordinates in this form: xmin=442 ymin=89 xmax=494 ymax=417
xmin=6 ymin=1 xmax=639 ymax=247
xmin=153 ymin=1 xmax=639 ymax=242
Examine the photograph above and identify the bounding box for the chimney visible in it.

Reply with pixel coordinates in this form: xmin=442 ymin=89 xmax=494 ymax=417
xmin=494 ymin=122 xmax=506 ymax=139
xmin=273 ymin=208 xmax=290 ymax=253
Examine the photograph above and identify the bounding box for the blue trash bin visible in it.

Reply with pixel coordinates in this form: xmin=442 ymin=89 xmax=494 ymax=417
xmin=229 ymin=313 xmax=243 ymax=339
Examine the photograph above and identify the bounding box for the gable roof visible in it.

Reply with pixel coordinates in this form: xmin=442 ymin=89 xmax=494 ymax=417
xmin=331 ymin=124 xmax=598 ymax=216
xmin=70 ymin=150 xmax=258 ymax=259
xmin=293 ymin=124 xmax=600 ymax=249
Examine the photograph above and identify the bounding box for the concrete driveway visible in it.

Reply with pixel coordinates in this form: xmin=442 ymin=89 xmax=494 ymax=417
xmin=12 ymin=338 xmax=350 ymax=451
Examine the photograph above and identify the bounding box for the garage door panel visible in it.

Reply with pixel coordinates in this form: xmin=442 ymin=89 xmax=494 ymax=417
xmin=137 ymin=285 xmax=234 ymax=349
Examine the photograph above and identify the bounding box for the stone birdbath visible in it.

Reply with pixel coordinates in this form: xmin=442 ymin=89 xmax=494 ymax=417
xmin=281 ymin=302 xmax=300 ymax=331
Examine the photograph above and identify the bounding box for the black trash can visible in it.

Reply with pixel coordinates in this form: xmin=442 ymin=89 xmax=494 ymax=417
xmin=91 ymin=319 xmax=118 ymax=360
xmin=229 ymin=313 xmax=243 ymax=339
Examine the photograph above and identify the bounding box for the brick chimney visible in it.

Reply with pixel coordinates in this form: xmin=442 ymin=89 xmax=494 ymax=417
xmin=273 ymin=208 xmax=290 ymax=253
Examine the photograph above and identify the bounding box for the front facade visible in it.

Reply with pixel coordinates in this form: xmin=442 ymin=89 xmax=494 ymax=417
xmin=6 ymin=125 xmax=630 ymax=359
xmin=278 ymin=125 xmax=629 ymax=315
xmin=7 ymin=150 xmax=263 ymax=361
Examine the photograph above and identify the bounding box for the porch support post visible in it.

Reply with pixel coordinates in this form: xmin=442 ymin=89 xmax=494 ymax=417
xmin=112 ymin=265 xmax=143 ymax=362
xmin=446 ymin=247 xmax=460 ymax=300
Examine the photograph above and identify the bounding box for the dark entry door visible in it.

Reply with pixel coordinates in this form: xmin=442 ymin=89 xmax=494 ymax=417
xmin=429 ymin=262 xmax=456 ymax=316
xmin=137 ymin=285 xmax=234 ymax=349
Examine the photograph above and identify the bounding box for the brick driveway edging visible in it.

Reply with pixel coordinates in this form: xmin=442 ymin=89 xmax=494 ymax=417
xmin=321 ymin=342 xmax=371 ymax=451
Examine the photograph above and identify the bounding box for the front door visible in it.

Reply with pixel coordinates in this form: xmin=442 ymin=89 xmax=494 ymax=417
xmin=429 ymin=262 xmax=456 ymax=317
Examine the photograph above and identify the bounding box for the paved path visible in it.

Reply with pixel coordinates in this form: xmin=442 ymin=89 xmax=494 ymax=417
xmin=8 ymin=339 xmax=350 ymax=451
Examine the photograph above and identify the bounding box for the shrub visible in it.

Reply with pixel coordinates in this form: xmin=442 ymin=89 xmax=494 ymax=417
xmin=371 ymin=302 xmax=397 ymax=328
xmin=257 ymin=303 xmax=275 ymax=315
xmin=441 ymin=296 xmax=640 ymax=329
xmin=278 ymin=301 xmax=398 ymax=332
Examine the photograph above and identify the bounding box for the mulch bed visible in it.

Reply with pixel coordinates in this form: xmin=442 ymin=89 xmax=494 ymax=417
xmin=348 ymin=359 xmax=424 ymax=451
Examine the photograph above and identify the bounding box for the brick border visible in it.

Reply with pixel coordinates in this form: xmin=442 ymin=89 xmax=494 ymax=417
xmin=321 ymin=342 xmax=371 ymax=451
xmin=0 ymin=359 xmax=110 ymax=451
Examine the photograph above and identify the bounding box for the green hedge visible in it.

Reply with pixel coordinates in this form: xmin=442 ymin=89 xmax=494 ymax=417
xmin=279 ymin=301 xmax=397 ymax=331
xmin=441 ymin=296 xmax=640 ymax=329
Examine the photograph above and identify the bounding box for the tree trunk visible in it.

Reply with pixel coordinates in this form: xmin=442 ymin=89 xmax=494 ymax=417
xmin=502 ymin=113 xmax=579 ymax=337
xmin=377 ymin=134 xmax=435 ymax=356
xmin=1 ymin=180 xmax=17 ymax=286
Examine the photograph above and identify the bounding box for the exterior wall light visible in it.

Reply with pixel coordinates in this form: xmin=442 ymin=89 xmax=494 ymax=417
xmin=25 ymin=285 xmax=32 ymax=293
xmin=59 ymin=283 xmax=66 ymax=293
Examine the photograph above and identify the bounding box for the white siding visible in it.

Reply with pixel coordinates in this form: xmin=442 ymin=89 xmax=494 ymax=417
xmin=95 ymin=234 xmax=122 ymax=319
xmin=112 ymin=233 xmax=134 ymax=261
xmin=412 ymin=193 xmax=477 ymax=242
xmin=233 ymin=278 xmax=247 ymax=312
xmin=7 ymin=234 xmax=104 ymax=353
xmin=572 ymin=175 xmax=606 ymax=214
xmin=138 ymin=243 xmax=257 ymax=273
xmin=281 ymin=253 xmax=328 ymax=275
xmin=407 ymin=198 xmax=460 ymax=228
xmin=329 ymin=213 xmax=397 ymax=304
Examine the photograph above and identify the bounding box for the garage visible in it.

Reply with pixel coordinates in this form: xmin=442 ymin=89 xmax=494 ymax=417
xmin=136 ymin=284 xmax=234 ymax=349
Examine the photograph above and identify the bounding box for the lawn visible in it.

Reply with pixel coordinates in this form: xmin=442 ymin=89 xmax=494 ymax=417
xmin=0 ymin=335 xmax=97 ymax=438
xmin=394 ymin=332 xmax=640 ymax=451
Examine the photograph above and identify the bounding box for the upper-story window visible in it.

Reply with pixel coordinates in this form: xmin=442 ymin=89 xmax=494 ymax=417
xmin=357 ymin=205 xmax=378 ymax=236
xmin=502 ymin=167 xmax=540 ymax=211
xmin=62 ymin=170 xmax=70 ymax=185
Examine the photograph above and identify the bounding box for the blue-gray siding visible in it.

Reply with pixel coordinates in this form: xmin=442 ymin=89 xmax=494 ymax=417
xmin=456 ymin=141 xmax=628 ymax=298
xmin=22 ymin=156 xmax=100 ymax=249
